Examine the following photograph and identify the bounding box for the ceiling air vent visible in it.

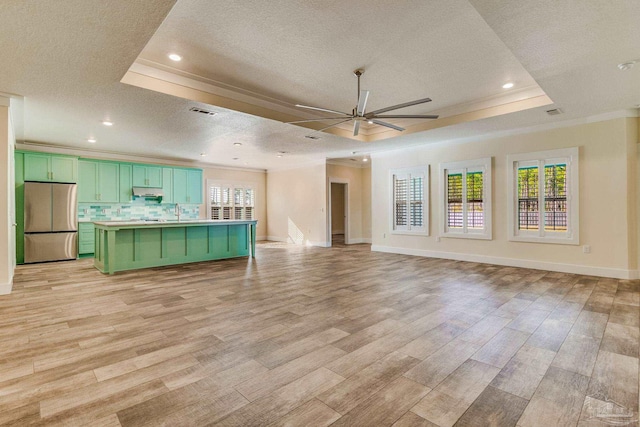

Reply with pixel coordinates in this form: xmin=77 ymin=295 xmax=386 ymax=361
xmin=305 ymin=135 xmax=320 ymax=140
xmin=546 ymin=108 xmax=563 ymax=116
xmin=189 ymin=107 xmax=216 ymax=116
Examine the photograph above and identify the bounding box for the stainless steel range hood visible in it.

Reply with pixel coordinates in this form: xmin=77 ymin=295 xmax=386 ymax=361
xmin=132 ymin=187 xmax=164 ymax=199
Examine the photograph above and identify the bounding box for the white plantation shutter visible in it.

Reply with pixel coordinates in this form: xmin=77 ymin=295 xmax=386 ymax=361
xmin=392 ymin=167 xmax=428 ymax=234
xmin=234 ymin=188 xmax=244 ymax=219
xmin=207 ymin=181 xmax=256 ymax=221
xmin=410 ymin=174 xmax=425 ymax=231
xmin=210 ymin=186 xmax=221 ymax=220
xmin=440 ymin=159 xmax=491 ymax=240
xmin=393 ymin=173 xmax=408 ymax=231
xmin=245 ymin=188 xmax=255 ymax=220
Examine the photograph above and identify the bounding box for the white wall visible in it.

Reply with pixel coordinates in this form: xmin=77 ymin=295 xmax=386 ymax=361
xmin=371 ymin=116 xmax=639 ymax=279
xmin=266 ymin=163 xmax=327 ymax=246
xmin=0 ymin=102 xmax=15 ymax=294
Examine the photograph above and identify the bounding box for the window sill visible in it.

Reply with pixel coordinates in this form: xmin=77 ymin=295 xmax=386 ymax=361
xmin=441 ymin=232 xmax=491 ymax=240
xmin=509 ymin=235 xmax=579 ymax=245
xmin=391 ymin=230 xmax=429 ymax=237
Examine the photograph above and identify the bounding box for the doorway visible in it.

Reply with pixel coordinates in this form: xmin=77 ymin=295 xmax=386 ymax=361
xmin=330 ymin=182 xmax=348 ymax=246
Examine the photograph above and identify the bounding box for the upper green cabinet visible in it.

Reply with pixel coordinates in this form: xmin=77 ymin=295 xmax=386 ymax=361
xmin=119 ymin=164 xmax=133 ymax=203
xmin=133 ymin=164 xmax=162 ymax=188
xmin=78 ymin=160 xmax=119 ymax=203
xmin=173 ymin=168 xmax=203 ymax=204
xmin=24 ymin=153 xmax=77 ymax=183
xmin=162 ymin=168 xmax=173 ymax=203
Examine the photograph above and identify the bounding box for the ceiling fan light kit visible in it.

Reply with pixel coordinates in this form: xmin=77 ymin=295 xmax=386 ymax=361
xmin=289 ymin=69 xmax=439 ymax=136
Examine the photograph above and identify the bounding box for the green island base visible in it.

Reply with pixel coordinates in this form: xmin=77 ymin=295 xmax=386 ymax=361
xmin=93 ymin=220 xmax=257 ymax=274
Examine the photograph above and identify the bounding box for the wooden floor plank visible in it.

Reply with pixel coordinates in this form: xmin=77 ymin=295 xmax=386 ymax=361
xmin=1 ymin=242 xmax=636 ymax=426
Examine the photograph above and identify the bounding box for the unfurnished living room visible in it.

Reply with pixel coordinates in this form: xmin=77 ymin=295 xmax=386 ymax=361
xmin=0 ymin=1 xmax=639 ymax=426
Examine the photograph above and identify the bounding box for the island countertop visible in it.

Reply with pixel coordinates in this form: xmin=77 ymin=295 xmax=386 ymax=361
xmin=93 ymin=219 xmax=257 ymax=228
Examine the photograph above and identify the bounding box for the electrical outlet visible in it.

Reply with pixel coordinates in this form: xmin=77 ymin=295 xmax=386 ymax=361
xmin=583 ymin=245 xmax=591 ymax=254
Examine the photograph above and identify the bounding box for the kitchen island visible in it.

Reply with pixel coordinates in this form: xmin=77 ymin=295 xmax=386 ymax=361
xmin=93 ymin=220 xmax=257 ymax=274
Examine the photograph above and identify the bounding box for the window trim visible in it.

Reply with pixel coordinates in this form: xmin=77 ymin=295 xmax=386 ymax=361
xmin=439 ymin=158 xmax=492 ymax=240
xmin=389 ymin=166 xmax=429 ymax=236
xmin=507 ymin=147 xmax=579 ymax=245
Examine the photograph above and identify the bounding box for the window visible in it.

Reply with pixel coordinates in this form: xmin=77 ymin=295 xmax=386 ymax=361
xmin=439 ymin=158 xmax=492 ymax=239
xmin=391 ymin=166 xmax=428 ymax=235
xmin=507 ymin=147 xmax=579 ymax=244
xmin=208 ymin=181 xmax=255 ymax=221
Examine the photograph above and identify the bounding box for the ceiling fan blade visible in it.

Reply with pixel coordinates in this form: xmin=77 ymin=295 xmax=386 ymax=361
xmin=286 ymin=117 xmax=353 ymax=124
xmin=366 ymin=97 xmax=432 ymax=116
xmin=316 ymin=119 xmax=353 ymax=133
xmin=371 ymin=114 xmax=439 ymax=119
xmin=353 ymin=120 xmax=361 ymax=136
xmin=295 ymin=104 xmax=352 ymax=117
xmin=371 ymin=119 xmax=405 ymax=132
xmin=356 ymin=90 xmax=369 ymax=116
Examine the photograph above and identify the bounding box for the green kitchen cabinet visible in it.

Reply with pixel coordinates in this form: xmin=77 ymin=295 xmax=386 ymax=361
xmin=162 ymin=168 xmax=173 ymax=203
xmin=15 ymin=151 xmax=24 ymax=264
xmin=24 ymin=152 xmax=77 ymax=183
xmin=173 ymin=168 xmax=203 ymax=204
xmin=78 ymin=160 xmax=119 ymax=203
xmin=78 ymin=222 xmax=95 ymax=255
xmin=119 ymin=164 xmax=132 ymax=202
xmin=133 ymin=164 xmax=162 ymax=188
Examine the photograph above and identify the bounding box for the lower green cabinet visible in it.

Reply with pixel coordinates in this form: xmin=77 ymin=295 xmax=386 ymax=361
xmin=78 ymin=222 xmax=95 ymax=255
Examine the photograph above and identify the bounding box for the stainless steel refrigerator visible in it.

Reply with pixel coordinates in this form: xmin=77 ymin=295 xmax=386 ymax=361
xmin=24 ymin=182 xmax=78 ymax=263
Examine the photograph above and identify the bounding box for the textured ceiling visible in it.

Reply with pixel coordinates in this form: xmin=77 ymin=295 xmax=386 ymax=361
xmin=0 ymin=0 xmax=638 ymax=171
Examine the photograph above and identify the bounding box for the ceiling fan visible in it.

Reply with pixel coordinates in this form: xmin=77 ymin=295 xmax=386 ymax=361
xmin=288 ymin=69 xmax=439 ymax=137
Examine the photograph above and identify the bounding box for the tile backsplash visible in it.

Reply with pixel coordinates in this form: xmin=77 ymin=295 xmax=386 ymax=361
xmin=78 ymin=200 xmax=201 ymax=222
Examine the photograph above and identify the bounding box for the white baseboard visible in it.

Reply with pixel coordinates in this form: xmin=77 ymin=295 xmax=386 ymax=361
xmin=256 ymin=235 xmax=267 ymax=241
xmin=265 ymin=236 xmax=330 ymax=247
xmin=371 ymin=245 xmax=638 ymax=279
xmin=0 ymin=280 xmax=12 ymax=295
xmin=347 ymin=238 xmax=372 ymax=244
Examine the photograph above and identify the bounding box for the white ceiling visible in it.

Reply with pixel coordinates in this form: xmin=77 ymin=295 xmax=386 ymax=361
xmin=1 ymin=0 xmax=638 ymax=171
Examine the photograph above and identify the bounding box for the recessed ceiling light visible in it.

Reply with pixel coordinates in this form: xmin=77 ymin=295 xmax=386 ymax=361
xmin=367 ymin=120 xmax=374 ymax=124
xmin=276 ymin=155 xmax=283 ymax=158
xmin=168 ymin=53 xmax=182 ymax=62
xmin=102 ymin=121 xmax=113 ymax=126
xmin=233 ymin=142 xmax=242 ymax=146
xmin=363 ymin=158 xmax=368 ymax=162
xmin=200 ymin=153 xmax=206 ymax=157
xmin=502 ymin=82 xmax=514 ymax=89
xmin=87 ymin=138 xmax=96 ymax=143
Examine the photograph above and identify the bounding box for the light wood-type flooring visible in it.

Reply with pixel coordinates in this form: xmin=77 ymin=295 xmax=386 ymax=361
xmin=2 ymin=241 xmax=639 ymax=426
